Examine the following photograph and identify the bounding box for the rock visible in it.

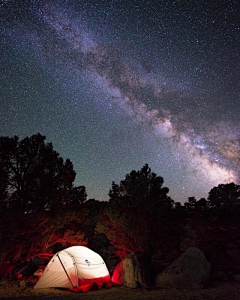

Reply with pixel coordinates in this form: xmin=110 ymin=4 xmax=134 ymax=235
xmin=18 ymin=279 xmax=27 ymax=289
xmin=127 ymin=281 xmax=138 ymax=288
xmin=33 ymin=269 xmax=43 ymax=277
xmin=152 ymin=249 xmax=180 ymax=274
xmin=112 ymin=255 xmax=137 ymax=288
xmin=156 ymin=247 xmax=211 ymax=289
xmin=15 ymin=273 xmax=23 ymax=279
xmin=112 ymin=253 xmax=150 ymax=288
xmin=234 ymin=274 xmax=240 ymax=282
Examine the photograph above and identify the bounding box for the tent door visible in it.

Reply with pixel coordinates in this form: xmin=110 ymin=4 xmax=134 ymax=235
xmin=57 ymin=254 xmax=74 ymax=288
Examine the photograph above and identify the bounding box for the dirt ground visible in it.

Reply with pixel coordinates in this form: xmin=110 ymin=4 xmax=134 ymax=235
xmin=0 ymin=280 xmax=240 ymax=300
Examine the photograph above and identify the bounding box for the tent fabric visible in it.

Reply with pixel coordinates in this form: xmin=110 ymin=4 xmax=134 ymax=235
xmin=34 ymin=246 xmax=110 ymax=289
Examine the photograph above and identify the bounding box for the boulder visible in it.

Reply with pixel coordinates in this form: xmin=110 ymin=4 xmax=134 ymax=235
xmin=152 ymin=249 xmax=180 ymax=274
xmin=112 ymin=253 xmax=150 ymax=288
xmin=33 ymin=269 xmax=43 ymax=277
xmin=18 ymin=279 xmax=27 ymax=289
xmin=156 ymin=247 xmax=211 ymax=289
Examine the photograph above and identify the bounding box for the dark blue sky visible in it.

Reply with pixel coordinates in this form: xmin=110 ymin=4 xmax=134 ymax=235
xmin=1 ymin=0 xmax=239 ymax=202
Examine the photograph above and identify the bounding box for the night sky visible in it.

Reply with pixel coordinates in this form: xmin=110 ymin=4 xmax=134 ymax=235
xmin=1 ymin=0 xmax=239 ymax=202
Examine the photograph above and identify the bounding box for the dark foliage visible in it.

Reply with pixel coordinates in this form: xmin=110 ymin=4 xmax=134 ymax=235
xmin=97 ymin=164 xmax=180 ymax=258
xmin=207 ymin=182 xmax=240 ymax=219
xmin=0 ymin=133 xmax=87 ymax=214
xmin=183 ymin=182 xmax=240 ymax=220
xmin=108 ymin=164 xmax=173 ymax=210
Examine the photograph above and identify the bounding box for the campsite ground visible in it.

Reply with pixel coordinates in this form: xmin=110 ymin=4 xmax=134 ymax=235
xmin=0 ymin=280 xmax=240 ymax=300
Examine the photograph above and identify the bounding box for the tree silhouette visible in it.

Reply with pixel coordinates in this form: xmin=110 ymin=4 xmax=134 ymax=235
xmin=97 ymin=164 xmax=174 ymax=258
xmin=67 ymin=186 xmax=87 ymax=207
xmin=195 ymin=198 xmax=207 ymax=210
xmin=0 ymin=133 xmax=86 ymax=213
xmin=207 ymin=182 xmax=240 ymax=219
xmin=208 ymin=182 xmax=240 ymax=209
xmin=188 ymin=197 xmax=197 ymax=209
xmin=184 ymin=197 xmax=207 ymax=211
xmin=109 ymin=164 xmax=173 ymax=209
xmin=0 ymin=165 xmax=8 ymax=211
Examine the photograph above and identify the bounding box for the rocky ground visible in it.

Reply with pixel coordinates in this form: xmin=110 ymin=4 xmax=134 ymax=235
xmin=0 ymin=280 xmax=240 ymax=300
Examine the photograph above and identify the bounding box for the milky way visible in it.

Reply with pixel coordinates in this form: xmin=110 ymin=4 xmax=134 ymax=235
xmin=1 ymin=0 xmax=240 ymax=202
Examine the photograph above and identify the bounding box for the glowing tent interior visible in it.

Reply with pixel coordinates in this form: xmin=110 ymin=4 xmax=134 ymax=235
xmin=34 ymin=246 xmax=110 ymax=290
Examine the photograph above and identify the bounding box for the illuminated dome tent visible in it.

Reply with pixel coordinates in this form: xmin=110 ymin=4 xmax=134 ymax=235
xmin=34 ymin=246 xmax=110 ymax=290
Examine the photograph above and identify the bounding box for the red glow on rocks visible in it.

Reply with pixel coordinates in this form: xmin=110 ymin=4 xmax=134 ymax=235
xmin=15 ymin=273 xmax=23 ymax=279
xmin=111 ymin=262 xmax=123 ymax=285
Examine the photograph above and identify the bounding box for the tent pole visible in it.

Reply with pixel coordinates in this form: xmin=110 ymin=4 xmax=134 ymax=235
xmin=64 ymin=250 xmax=79 ymax=287
xmin=57 ymin=254 xmax=75 ymax=288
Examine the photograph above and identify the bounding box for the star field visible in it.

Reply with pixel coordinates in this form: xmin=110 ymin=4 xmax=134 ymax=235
xmin=1 ymin=0 xmax=240 ymax=202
